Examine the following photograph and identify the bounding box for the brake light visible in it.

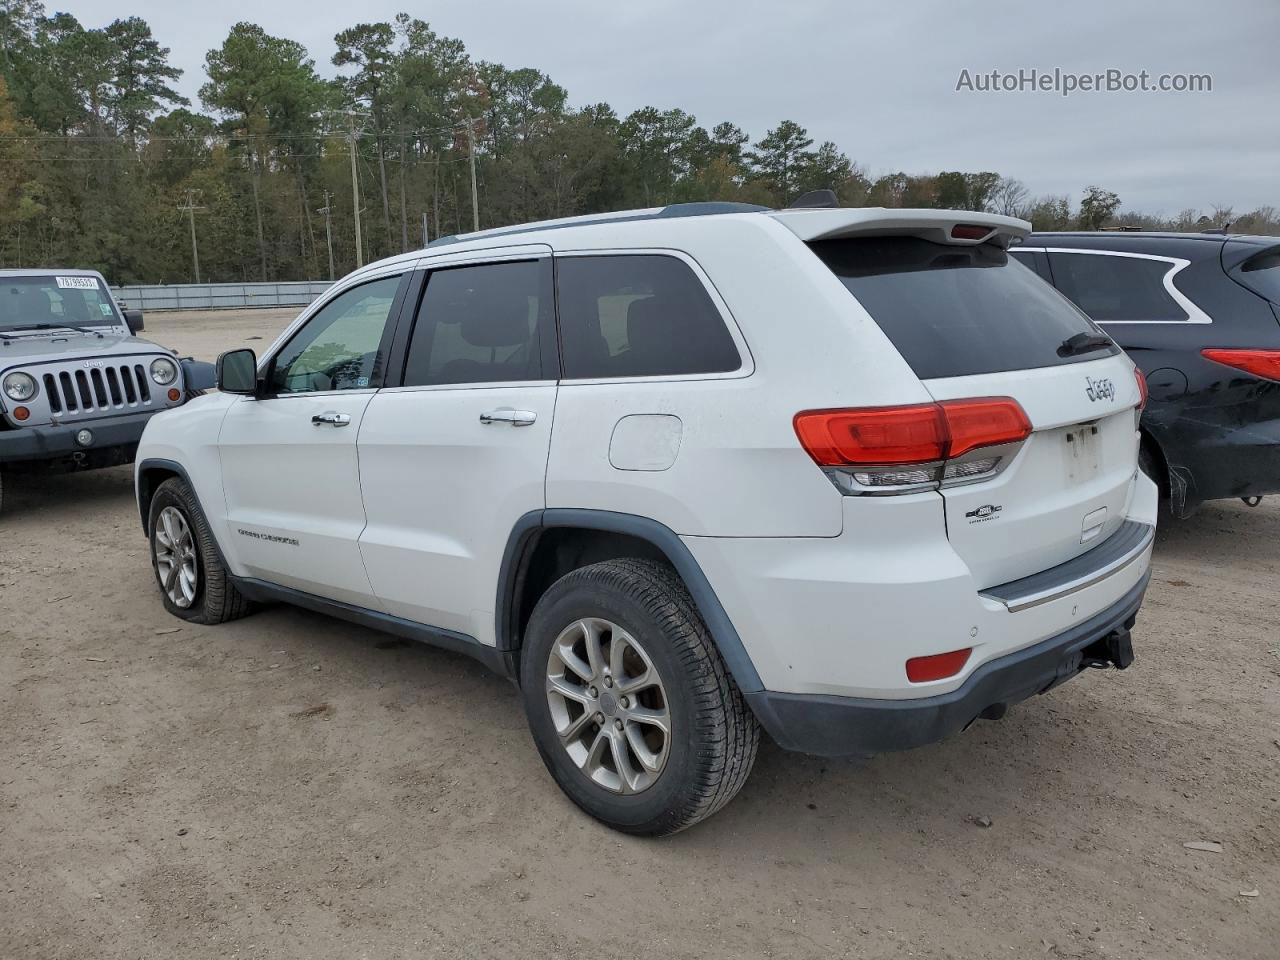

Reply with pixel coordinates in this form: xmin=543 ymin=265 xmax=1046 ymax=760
xmin=1201 ymin=348 xmax=1280 ymax=382
xmin=950 ymin=224 xmax=992 ymax=241
xmin=1134 ymin=367 xmax=1148 ymax=409
xmin=794 ymin=398 xmax=1030 ymax=467
xmin=906 ymin=647 xmax=972 ymax=683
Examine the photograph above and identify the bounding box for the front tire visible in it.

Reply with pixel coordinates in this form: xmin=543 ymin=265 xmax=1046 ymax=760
xmin=520 ymin=558 xmax=759 ymax=836
xmin=148 ymin=477 xmax=252 ymax=624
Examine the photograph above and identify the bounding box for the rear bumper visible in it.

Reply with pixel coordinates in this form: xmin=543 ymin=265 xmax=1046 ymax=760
xmin=0 ymin=410 xmax=154 ymax=465
xmin=747 ymin=571 xmax=1148 ymax=757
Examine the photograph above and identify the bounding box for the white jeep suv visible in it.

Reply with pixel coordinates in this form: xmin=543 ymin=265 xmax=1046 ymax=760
xmin=135 ymin=202 xmax=1157 ymax=835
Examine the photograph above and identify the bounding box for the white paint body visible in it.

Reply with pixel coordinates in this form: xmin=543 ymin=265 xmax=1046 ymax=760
xmin=137 ymin=206 xmax=1156 ymax=701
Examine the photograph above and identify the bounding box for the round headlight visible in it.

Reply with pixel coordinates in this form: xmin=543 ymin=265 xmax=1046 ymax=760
xmin=150 ymin=358 xmax=178 ymax=386
xmin=3 ymin=372 xmax=37 ymax=402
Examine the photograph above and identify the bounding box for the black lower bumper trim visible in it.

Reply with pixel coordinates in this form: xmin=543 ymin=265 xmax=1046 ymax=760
xmin=746 ymin=571 xmax=1150 ymax=758
xmin=0 ymin=411 xmax=155 ymax=465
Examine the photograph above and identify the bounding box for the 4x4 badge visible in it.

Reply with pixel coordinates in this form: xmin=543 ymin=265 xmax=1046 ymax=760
xmin=1086 ymin=376 xmax=1115 ymax=402
xmin=965 ymin=504 xmax=1002 ymax=523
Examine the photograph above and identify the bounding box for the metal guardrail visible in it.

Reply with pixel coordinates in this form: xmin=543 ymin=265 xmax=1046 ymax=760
xmin=111 ymin=281 xmax=333 ymax=312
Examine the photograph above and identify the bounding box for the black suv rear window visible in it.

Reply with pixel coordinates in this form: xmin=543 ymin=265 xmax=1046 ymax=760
xmin=810 ymin=237 xmax=1115 ymax=380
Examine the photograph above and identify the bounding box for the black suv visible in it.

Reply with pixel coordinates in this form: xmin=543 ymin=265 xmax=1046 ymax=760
xmin=1012 ymin=233 xmax=1280 ymax=517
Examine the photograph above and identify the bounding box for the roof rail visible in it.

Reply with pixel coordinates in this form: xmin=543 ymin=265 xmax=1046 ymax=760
xmin=428 ymin=201 xmax=769 ymax=247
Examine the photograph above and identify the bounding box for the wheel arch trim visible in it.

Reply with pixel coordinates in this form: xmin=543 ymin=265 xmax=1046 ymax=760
xmin=135 ymin=457 xmax=232 ymax=568
xmin=496 ymin=508 xmax=764 ymax=694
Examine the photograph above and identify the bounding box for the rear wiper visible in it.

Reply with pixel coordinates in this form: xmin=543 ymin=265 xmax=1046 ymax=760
xmin=4 ymin=322 xmax=104 ymax=337
xmin=1058 ymin=332 xmax=1114 ymax=357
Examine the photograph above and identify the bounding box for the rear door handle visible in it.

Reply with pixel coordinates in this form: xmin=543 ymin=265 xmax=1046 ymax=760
xmin=479 ymin=408 xmax=537 ymax=426
xmin=312 ymin=411 xmax=352 ymax=427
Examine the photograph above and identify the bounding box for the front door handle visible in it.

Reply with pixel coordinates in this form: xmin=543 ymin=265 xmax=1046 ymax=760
xmin=312 ymin=411 xmax=352 ymax=427
xmin=479 ymin=408 xmax=537 ymax=427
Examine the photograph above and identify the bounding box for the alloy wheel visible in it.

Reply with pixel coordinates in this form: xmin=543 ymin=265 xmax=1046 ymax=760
xmin=154 ymin=505 xmax=198 ymax=608
xmin=544 ymin=617 xmax=671 ymax=795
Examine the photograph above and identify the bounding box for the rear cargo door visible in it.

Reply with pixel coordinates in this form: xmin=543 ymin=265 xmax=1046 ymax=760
xmin=810 ymin=235 xmax=1142 ymax=589
xmin=924 ymin=355 xmax=1140 ymax=588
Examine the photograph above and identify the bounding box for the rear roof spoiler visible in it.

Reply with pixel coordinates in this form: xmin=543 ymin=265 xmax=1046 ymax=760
xmin=769 ymin=208 xmax=1032 ymax=248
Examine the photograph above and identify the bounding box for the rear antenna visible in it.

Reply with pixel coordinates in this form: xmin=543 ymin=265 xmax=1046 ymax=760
xmin=788 ymin=189 xmax=840 ymax=209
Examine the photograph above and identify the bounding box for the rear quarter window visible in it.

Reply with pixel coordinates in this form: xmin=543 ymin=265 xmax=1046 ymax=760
xmin=1233 ymin=248 xmax=1280 ymax=305
xmin=556 ymin=254 xmax=741 ymax=379
xmin=1049 ymin=251 xmax=1189 ymax=322
xmin=810 ymin=237 xmax=1114 ymax=380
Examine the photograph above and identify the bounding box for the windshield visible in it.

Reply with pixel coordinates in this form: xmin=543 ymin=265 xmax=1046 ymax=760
xmin=810 ymin=237 xmax=1117 ymax=379
xmin=0 ymin=276 xmax=123 ymax=333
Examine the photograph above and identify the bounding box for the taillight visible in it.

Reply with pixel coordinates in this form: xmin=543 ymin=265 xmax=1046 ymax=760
xmin=1133 ymin=367 xmax=1148 ymax=410
xmin=941 ymin=398 xmax=1033 ymax=458
xmin=793 ymin=404 xmax=947 ymax=466
xmin=1201 ymin=348 xmax=1280 ymax=382
xmin=794 ymin=398 xmax=1031 ymax=495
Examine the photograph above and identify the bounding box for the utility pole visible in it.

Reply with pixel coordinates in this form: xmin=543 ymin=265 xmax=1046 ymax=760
xmin=317 ymin=191 xmax=336 ymax=281
xmin=421 ymin=212 xmax=429 ymax=248
xmin=465 ymin=117 xmax=480 ymax=233
xmin=176 ymin=190 xmax=206 ymax=284
xmin=346 ymin=112 xmax=365 ymax=267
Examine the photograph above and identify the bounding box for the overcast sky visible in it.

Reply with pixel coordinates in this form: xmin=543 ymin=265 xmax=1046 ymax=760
xmin=65 ymin=0 xmax=1279 ymax=215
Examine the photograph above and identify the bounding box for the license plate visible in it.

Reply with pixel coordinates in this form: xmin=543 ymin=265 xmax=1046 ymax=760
xmin=1064 ymin=422 xmax=1100 ymax=484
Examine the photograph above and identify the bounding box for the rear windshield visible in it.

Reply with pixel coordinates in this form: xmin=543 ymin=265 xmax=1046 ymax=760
xmin=1234 ymin=249 xmax=1280 ymax=305
xmin=0 ymin=275 xmax=121 ymax=332
xmin=810 ymin=237 xmax=1116 ymax=380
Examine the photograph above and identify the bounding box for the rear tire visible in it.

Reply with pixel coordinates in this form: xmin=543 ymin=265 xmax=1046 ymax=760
xmin=148 ymin=477 xmax=252 ymax=624
xmin=520 ymin=558 xmax=759 ymax=836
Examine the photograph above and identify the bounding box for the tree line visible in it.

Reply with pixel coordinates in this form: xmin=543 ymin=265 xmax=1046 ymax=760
xmin=1 ymin=3 xmax=1275 ymax=285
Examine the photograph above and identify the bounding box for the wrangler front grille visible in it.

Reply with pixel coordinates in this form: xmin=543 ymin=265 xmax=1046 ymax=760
xmin=41 ymin=362 xmax=154 ymax=420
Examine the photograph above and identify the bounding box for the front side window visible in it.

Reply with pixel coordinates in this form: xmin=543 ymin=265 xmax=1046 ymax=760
xmin=403 ymin=259 xmax=550 ymax=387
xmin=269 ymin=275 xmax=401 ymax=394
xmin=556 ymin=255 xmax=742 ymax=379
xmin=1049 ymin=252 xmax=1188 ymax=323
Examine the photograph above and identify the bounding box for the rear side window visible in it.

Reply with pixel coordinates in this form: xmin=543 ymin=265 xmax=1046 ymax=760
xmin=1049 ymin=251 xmax=1188 ymax=322
xmin=556 ymin=255 xmax=741 ymax=379
xmin=403 ymin=260 xmax=552 ymax=386
xmin=811 ymin=238 xmax=1112 ymax=380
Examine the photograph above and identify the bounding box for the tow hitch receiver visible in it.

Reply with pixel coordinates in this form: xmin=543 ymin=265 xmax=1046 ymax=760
xmin=1081 ymin=627 xmax=1134 ymax=671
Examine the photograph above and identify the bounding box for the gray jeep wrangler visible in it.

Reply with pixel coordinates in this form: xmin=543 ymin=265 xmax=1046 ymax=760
xmin=0 ymin=269 xmax=212 ymax=513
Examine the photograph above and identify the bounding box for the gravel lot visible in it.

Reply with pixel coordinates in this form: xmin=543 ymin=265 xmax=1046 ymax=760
xmin=2 ymin=308 xmax=1278 ymax=959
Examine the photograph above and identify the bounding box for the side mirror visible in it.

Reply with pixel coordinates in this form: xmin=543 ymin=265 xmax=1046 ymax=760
xmin=180 ymin=358 xmax=216 ymax=392
xmin=123 ymin=309 xmax=145 ymax=334
xmin=216 ymin=349 xmax=259 ymax=396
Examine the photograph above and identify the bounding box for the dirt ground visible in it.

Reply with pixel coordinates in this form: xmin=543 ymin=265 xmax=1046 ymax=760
xmin=2 ymin=307 xmax=1277 ymax=959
